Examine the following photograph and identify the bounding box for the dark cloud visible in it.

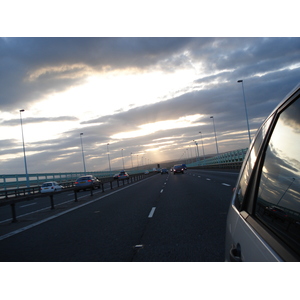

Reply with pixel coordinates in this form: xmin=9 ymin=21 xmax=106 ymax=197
xmin=0 ymin=37 xmax=195 ymax=111
xmin=0 ymin=116 xmax=78 ymax=126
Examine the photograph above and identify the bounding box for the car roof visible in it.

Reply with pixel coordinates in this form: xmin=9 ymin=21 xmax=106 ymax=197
xmin=269 ymin=82 xmax=300 ymax=116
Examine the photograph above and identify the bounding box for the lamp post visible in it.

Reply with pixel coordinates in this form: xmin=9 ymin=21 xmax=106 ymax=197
xmin=210 ymin=116 xmax=219 ymax=163
xmin=80 ymin=133 xmax=86 ymax=174
xmin=193 ymin=140 xmax=200 ymax=164
xmin=107 ymin=143 xmax=112 ymax=176
xmin=121 ymin=149 xmax=125 ymax=170
xmin=19 ymin=109 xmax=30 ymax=188
xmin=199 ymin=131 xmax=206 ymax=164
xmin=237 ymin=80 xmax=251 ymax=144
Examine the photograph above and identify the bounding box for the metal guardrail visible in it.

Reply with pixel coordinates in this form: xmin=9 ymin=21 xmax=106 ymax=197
xmin=0 ymin=169 xmax=148 ymax=191
xmin=187 ymin=148 xmax=248 ymax=168
xmin=0 ymin=172 xmax=154 ymax=223
xmin=189 ymin=161 xmax=243 ymax=170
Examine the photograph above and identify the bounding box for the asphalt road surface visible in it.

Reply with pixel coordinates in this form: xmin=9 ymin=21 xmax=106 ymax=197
xmin=0 ymin=169 xmax=238 ymax=262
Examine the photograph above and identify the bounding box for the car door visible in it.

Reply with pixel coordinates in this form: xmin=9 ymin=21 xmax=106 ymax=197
xmin=225 ymin=84 xmax=300 ymax=262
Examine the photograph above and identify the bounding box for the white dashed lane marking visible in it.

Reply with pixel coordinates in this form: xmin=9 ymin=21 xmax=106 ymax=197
xmin=148 ymin=207 xmax=156 ymax=218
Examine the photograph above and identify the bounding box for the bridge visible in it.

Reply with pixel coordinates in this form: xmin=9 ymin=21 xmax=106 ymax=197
xmin=0 ymin=148 xmax=248 ymax=191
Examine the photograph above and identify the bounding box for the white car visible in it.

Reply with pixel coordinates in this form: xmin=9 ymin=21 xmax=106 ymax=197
xmin=40 ymin=181 xmax=63 ymax=193
xmin=116 ymin=171 xmax=129 ymax=180
xmin=225 ymin=83 xmax=300 ymax=262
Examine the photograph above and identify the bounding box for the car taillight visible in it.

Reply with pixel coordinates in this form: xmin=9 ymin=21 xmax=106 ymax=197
xmin=51 ymin=187 xmax=54 ymax=189
xmin=75 ymin=182 xmax=78 ymax=184
xmin=88 ymin=180 xmax=92 ymax=182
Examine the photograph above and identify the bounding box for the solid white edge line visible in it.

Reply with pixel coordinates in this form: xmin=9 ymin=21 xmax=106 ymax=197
xmin=148 ymin=207 xmax=156 ymax=218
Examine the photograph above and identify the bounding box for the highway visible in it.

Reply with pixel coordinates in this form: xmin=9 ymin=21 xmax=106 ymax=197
xmin=0 ymin=169 xmax=239 ymax=261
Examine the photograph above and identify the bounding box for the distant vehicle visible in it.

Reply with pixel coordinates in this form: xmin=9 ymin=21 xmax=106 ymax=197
xmin=74 ymin=175 xmax=101 ymax=191
xmin=161 ymin=168 xmax=168 ymax=174
xmin=113 ymin=174 xmax=119 ymax=180
xmin=40 ymin=181 xmax=63 ymax=193
xmin=173 ymin=165 xmax=184 ymax=174
xmin=144 ymin=170 xmax=150 ymax=175
xmin=116 ymin=170 xmax=129 ymax=180
xmin=225 ymin=82 xmax=300 ymax=262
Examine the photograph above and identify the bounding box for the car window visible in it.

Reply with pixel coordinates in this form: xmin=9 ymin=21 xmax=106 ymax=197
xmin=234 ymin=116 xmax=273 ymax=209
xmin=255 ymin=97 xmax=300 ymax=255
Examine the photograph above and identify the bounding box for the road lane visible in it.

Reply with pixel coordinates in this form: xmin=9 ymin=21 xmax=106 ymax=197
xmin=0 ymin=170 xmax=238 ymax=261
xmin=132 ymin=170 xmax=237 ymax=261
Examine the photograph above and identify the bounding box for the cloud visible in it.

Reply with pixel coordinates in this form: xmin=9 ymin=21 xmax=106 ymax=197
xmin=1 ymin=37 xmax=300 ymax=174
xmin=0 ymin=116 xmax=78 ymax=126
xmin=0 ymin=37 xmax=196 ymax=111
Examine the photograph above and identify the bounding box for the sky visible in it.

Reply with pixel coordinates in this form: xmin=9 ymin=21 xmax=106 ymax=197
xmin=0 ymin=1 xmax=299 ymax=175
xmin=1 ymin=1 xmax=299 ymax=293
xmin=1 ymin=36 xmax=300 ymax=174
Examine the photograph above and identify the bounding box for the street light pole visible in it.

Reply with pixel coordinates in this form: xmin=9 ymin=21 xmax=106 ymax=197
xmin=193 ymin=140 xmax=200 ymax=165
xmin=80 ymin=133 xmax=86 ymax=174
xmin=107 ymin=143 xmax=112 ymax=176
xmin=237 ymin=80 xmax=251 ymax=144
xmin=19 ymin=109 xmax=30 ymax=188
xmin=199 ymin=131 xmax=206 ymax=164
xmin=210 ymin=116 xmax=219 ymax=163
xmin=121 ymin=149 xmax=125 ymax=170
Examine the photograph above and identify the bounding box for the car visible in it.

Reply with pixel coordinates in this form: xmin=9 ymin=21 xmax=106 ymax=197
xmin=144 ymin=170 xmax=150 ymax=175
xmin=182 ymin=164 xmax=187 ymax=170
xmin=161 ymin=168 xmax=168 ymax=174
xmin=40 ymin=181 xmax=63 ymax=193
xmin=116 ymin=170 xmax=129 ymax=180
xmin=113 ymin=173 xmax=119 ymax=180
xmin=173 ymin=165 xmax=184 ymax=174
xmin=74 ymin=175 xmax=101 ymax=190
xmin=225 ymin=83 xmax=300 ymax=262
